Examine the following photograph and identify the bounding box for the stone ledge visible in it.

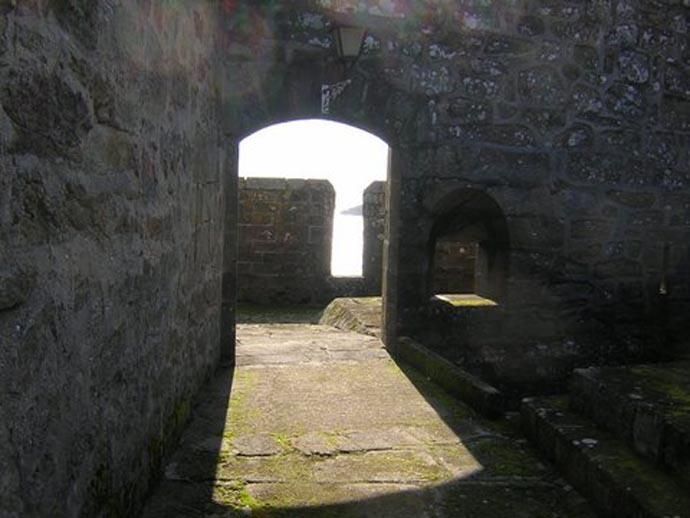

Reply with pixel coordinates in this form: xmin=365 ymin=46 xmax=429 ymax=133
xmin=396 ymin=337 xmax=504 ymax=419
xmin=521 ymin=396 xmax=690 ymax=518
xmin=569 ymin=362 xmax=690 ymax=489
xmin=319 ymin=297 xmax=382 ymax=337
xmin=239 ymin=177 xmax=335 ymax=193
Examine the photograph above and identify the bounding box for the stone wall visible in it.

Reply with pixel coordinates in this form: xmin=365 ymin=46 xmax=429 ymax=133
xmin=4 ymin=1 xmax=690 ymax=512
xmin=218 ymin=1 xmax=690 ymax=388
xmin=432 ymin=240 xmax=478 ymax=295
xmin=362 ymin=181 xmax=386 ymax=293
xmin=363 ymin=181 xmax=480 ymax=296
xmin=238 ymin=178 xmax=336 ymax=305
xmin=0 ymin=2 xmax=226 ymax=515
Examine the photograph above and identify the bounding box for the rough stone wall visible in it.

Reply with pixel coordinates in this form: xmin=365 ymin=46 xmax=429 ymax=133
xmin=388 ymin=0 xmax=690 ymax=384
xmin=362 ymin=181 xmax=386 ymax=293
xmin=3 ymin=3 xmax=689 ymax=511
xmin=432 ymin=240 xmax=478 ymax=295
xmin=363 ymin=181 xmax=479 ymax=296
xmin=0 ymin=2 xmax=226 ymax=515
xmin=238 ymin=178 xmax=335 ymax=305
xmin=218 ymin=0 xmax=690 ymax=388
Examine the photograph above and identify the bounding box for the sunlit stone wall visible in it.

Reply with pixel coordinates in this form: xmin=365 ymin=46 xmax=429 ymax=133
xmin=238 ymin=178 xmax=335 ymax=305
xmin=362 ymin=181 xmax=386 ymax=293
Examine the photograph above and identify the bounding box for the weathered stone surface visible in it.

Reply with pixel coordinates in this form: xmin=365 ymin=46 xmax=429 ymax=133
xmin=522 ymin=107 xmax=567 ymax=134
xmin=447 ymin=98 xmax=491 ymax=123
xmin=665 ymin=64 xmax=690 ymax=99
xmin=1 ymin=2 xmax=225 ymax=516
xmin=605 ymin=82 xmax=647 ymax=118
xmin=233 ymin=434 xmax=283 ymax=457
xmin=557 ymin=124 xmax=594 ymax=148
xmin=362 ymin=181 xmax=386 ymax=293
xmin=238 ymin=178 xmax=335 ymax=305
xmin=143 ymin=323 xmax=593 ymax=517
xmin=235 ymin=323 xmax=386 ymax=366
xmin=293 ymin=432 xmax=338 ymax=456
xmin=566 ymin=153 xmax=623 ymax=185
xmin=458 ymin=75 xmax=500 ymax=100
xmin=518 ymin=66 xmax=565 ymax=106
xmin=320 ymin=297 xmax=382 ymax=337
xmin=0 ymin=268 xmax=32 ymax=311
xmin=5 ymin=1 xmax=690 ymax=514
xmin=571 ymin=219 xmax=612 ymax=240
xmin=2 ymin=69 xmax=93 ymax=156
xmin=570 ymin=362 xmax=690 ymax=487
xmin=522 ymin=396 xmax=690 ymax=518
xmin=517 ymin=16 xmax=545 ymax=37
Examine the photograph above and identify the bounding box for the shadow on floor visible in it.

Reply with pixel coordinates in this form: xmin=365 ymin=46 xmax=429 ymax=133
xmin=141 ymin=324 xmax=594 ymax=518
xmin=236 ymin=303 xmax=325 ymax=324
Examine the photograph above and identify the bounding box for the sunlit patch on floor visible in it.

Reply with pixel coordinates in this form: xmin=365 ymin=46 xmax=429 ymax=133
xmin=142 ymin=324 xmax=594 ymax=517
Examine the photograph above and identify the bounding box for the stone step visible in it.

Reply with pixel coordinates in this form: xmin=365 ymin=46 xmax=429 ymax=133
xmin=319 ymin=297 xmax=382 ymax=337
xmin=569 ymin=362 xmax=690 ymax=489
xmin=521 ymin=396 xmax=690 ymax=518
xmin=396 ymin=337 xmax=505 ymax=419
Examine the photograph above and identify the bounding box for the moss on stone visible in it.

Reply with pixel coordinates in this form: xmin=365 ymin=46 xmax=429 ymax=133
xmin=225 ymin=370 xmax=261 ymax=439
xmin=469 ymin=437 xmax=544 ymax=477
xmin=626 ymin=364 xmax=690 ymax=417
xmin=213 ymin=481 xmax=264 ymax=511
xmin=272 ymin=432 xmax=293 ymax=451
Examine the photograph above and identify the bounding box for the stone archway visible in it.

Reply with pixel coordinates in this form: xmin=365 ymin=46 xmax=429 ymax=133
xmin=210 ymin=4 xmax=431 ymax=364
xmin=218 ymin=115 xmax=402 ymax=363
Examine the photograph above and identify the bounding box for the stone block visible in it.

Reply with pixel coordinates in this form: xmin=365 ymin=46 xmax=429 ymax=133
xmin=522 ymin=107 xmax=567 ymax=134
xmin=557 ymin=124 xmax=594 ymax=148
xmin=570 ymin=219 xmax=612 ymax=240
xmin=606 ymin=190 xmax=656 ymax=208
xmin=605 ymin=82 xmax=647 ymax=119
xmin=0 ymin=268 xmax=32 ymax=311
xmin=397 ymin=337 xmax=504 ymax=419
xmin=618 ymin=50 xmax=651 ymax=84
xmin=518 ymin=66 xmax=566 ymax=106
xmin=1 ymin=69 xmax=93 ymax=156
xmin=566 ymin=153 xmax=622 ymax=185
xmin=522 ymin=396 xmax=690 ymax=518
xmin=570 ymin=363 xmax=690 ymax=490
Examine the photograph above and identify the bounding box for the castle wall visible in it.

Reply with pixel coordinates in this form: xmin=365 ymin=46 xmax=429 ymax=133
xmin=0 ymin=2 xmax=227 ymax=514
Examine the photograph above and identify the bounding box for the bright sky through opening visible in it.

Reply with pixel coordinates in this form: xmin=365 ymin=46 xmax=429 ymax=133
xmin=239 ymin=120 xmax=389 ymax=277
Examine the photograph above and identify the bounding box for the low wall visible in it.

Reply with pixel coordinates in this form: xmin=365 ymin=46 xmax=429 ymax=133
xmin=238 ymin=178 xmax=391 ymax=305
xmin=238 ymin=178 xmax=336 ymax=305
xmin=362 ymin=181 xmax=386 ymax=293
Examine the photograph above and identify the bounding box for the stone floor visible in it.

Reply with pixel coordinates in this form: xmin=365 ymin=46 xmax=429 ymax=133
xmin=142 ymin=324 xmax=595 ymax=517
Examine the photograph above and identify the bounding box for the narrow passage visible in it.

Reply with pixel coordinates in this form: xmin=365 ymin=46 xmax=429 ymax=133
xmin=143 ymin=323 xmax=594 ymax=517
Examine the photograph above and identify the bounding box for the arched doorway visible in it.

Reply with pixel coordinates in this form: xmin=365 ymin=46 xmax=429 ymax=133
xmin=219 ymin=118 xmax=401 ymax=363
xmin=239 ymin=119 xmax=389 ymax=283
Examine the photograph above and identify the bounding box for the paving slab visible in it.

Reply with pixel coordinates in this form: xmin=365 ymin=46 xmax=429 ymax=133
xmin=143 ymin=324 xmax=594 ymax=517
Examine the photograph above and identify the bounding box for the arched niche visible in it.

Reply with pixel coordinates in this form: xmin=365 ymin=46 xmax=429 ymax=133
xmin=426 ymin=189 xmax=509 ymax=304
